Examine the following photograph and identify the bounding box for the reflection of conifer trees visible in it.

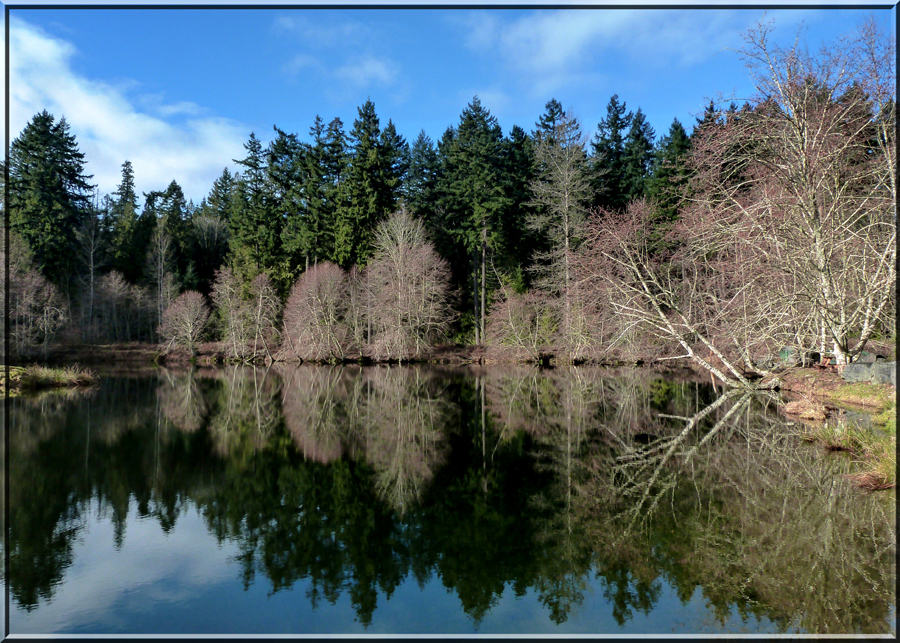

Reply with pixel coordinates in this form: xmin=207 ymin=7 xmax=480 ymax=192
xmin=5 ymin=376 xmax=223 ymax=609
xmin=5 ymin=368 xmax=894 ymax=633
xmin=484 ymin=367 xmax=603 ymax=624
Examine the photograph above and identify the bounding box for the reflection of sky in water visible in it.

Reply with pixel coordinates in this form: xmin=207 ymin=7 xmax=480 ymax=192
xmin=12 ymin=498 xmax=789 ymax=635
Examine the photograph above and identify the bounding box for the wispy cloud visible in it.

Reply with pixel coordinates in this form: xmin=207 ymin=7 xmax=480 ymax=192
xmin=4 ymin=17 xmax=249 ymax=202
xmin=282 ymin=53 xmax=324 ymax=76
xmin=455 ymin=9 xmax=806 ymax=97
xmin=273 ymin=13 xmax=373 ymax=46
xmin=335 ymin=55 xmax=399 ymax=88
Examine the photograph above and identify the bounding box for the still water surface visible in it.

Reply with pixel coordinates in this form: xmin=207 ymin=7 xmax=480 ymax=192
xmin=4 ymin=365 xmax=895 ymax=634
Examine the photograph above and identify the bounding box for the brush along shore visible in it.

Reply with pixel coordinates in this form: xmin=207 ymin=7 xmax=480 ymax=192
xmin=778 ymin=367 xmax=895 ymax=490
xmin=1 ymin=364 xmax=97 ymax=395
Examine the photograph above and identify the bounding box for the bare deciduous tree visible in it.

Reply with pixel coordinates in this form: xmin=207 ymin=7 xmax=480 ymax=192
xmin=485 ymin=291 xmax=557 ymax=362
xmin=581 ymin=20 xmax=895 ymax=382
xmin=528 ymin=111 xmax=595 ymax=359
xmin=158 ymin=291 xmax=210 ymax=356
xmin=2 ymin=230 xmax=68 ymax=359
xmin=248 ymin=273 xmax=281 ymax=362
xmin=580 ymin=200 xmax=760 ymax=387
xmin=145 ymin=221 xmax=178 ymax=341
xmin=367 ymin=209 xmax=454 ymax=361
xmin=682 ymin=19 xmax=896 ymax=365
xmin=279 ymin=261 xmax=349 ymax=362
xmin=74 ymin=197 xmax=107 ymax=343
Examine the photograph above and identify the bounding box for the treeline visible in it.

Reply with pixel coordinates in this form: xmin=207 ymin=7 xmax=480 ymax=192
xmin=4 ymin=19 xmax=895 ymax=379
xmin=3 ymin=92 xmax=689 ymax=359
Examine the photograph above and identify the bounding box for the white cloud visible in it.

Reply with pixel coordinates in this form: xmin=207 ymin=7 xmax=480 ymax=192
xmin=282 ymin=53 xmax=324 ymax=75
xmin=4 ymin=18 xmax=249 ymax=203
xmin=273 ymin=13 xmax=372 ymax=46
xmin=457 ymin=9 xmax=807 ymax=97
xmin=11 ymin=501 xmax=240 ymax=633
xmin=335 ymin=55 xmax=399 ymax=88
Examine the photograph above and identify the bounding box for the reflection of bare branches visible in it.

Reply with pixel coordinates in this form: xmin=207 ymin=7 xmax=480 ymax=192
xmin=614 ymin=390 xmax=751 ymax=528
xmin=361 ymin=367 xmax=449 ymax=515
xmin=205 ymin=365 xmax=280 ymax=456
xmin=275 ymin=364 xmax=358 ymax=463
xmin=157 ymin=368 xmax=207 ymax=432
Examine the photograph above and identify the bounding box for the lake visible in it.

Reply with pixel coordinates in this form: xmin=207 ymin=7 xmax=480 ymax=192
xmin=3 ymin=364 xmax=895 ymax=635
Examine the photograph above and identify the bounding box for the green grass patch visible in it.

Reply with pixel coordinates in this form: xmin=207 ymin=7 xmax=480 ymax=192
xmin=802 ymin=420 xmax=896 ymax=490
xmin=5 ymin=364 xmax=96 ymax=391
xmin=871 ymin=405 xmax=896 ymax=435
xmin=829 ymin=381 xmax=893 ymax=405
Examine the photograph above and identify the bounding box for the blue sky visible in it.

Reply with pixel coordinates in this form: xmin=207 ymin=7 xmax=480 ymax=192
xmin=3 ymin=2 xmax=895 ymax=202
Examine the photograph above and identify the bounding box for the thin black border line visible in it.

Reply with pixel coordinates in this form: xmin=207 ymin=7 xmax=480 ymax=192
xmin=4 ymin=2 xmax=9 ymax=639
xmin=3 ymin=4 xmax=898 ymax=10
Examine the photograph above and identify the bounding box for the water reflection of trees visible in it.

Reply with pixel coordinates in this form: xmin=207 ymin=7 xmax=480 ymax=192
xmin=5 ymin=376 xmax=223 ymax=610
xmin=577 ymin=387 xmax=895 ymax=634
xmin=5 ymin=366 xmax=894 ymax=633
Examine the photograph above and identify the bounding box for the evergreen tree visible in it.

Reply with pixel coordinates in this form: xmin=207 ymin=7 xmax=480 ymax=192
xmin=322 ymin=117 xmax=350 ymax=263
xmin=436 ymin=97 xmax=510 ymax=343
xmin=534 ymin=98 xmax=565 ymax=144
xmin=106 ymin=160 xmax=144 ymax=283
xmin=288 ymin=115 xmax=335 ymax=269
xmin=590 ymin=95 xmax=632 ymax=211
xmin=693 ymin=99 xmax=719 ymax=135
xmin=333 ymin=100 xmax=404 ymax=268
xmin=8 ymin=110 xmax=94 ymax=288
xmin=646 ymin=118 xmax=691 ymax=226
xmin=267 ymin=125 xmax=306 ymax=290
xmin=404 ymin=130 xmax=439 ymax=218
xmin=189 ymin=168 xmax=235 ymax=295
xmin=500 ymin=124 xmax=536 ymax=289
xmin=229 ymin=133 xmax=281 ymax=282
xmin=621 ymin=108 xmax=656 ymax=202
xmin=206 ymin=167 xmax=236 ymax=220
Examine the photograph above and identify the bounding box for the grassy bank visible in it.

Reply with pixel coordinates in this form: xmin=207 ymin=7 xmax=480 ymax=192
xmin=2 ymin=364 xmax=97 ymax=395
xmin=781 ymin=367 xmax=895 ymax=490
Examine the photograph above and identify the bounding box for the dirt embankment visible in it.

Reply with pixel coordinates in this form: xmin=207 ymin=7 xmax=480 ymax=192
xmin=778 ymin=366 xmax=896 ymax=427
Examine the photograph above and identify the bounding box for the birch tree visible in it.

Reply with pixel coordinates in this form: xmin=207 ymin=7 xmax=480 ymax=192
xmin=683 ymin=19 xmax=896 ymax=365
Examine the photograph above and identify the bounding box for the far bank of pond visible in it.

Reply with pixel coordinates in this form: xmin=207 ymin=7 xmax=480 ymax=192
xmin=3 ymin=364 xmax=895 ymax=635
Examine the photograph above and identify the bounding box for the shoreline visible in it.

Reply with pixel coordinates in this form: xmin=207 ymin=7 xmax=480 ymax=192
xmin=10 ymin=343 xmax=895 ymax=489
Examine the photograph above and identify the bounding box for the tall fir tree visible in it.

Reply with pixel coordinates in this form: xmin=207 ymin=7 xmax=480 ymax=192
xmin=229 ymin=132 xmax=281 ymax=282
xmin=500 ymin=124 xmax=536 ymax=289
xmin=621 ymin=108 xmax=656 ymax=202
xmin=435 ymin=96 xmax=510 ymax=343
xmin=8 ymin=110 xmax=94 ymax=288
xmin=534 ymin=98 xmax=565 ymax=144
xmin=267 ymin=125 xmax=306 ymax=289
xmin=322 ymin=116 xmax=350 ymax=263
xmin=404 ymin=130 xmax=439 ymax=219
xmin=379 ymin=119 xmax=409 ymax=210
xmin=106 ymin=160 xmax=144 ymax=283
xmin=646 ymin=117 xmax=691 ymax=226
xmin=590 ymin=95 xmax=632 ymax=211
xmin=333 ymin=100 xmax=404 ymax=268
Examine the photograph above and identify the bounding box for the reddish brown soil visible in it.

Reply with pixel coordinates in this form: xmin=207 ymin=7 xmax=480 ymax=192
xmin=779 ymin=367 xmax=894 ymax=409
